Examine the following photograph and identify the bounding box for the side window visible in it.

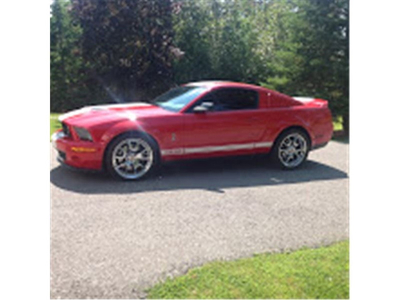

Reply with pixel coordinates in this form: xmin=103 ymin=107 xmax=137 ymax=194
xmin=213 ymin=88 xmax=258 ymax=111
xmin=186 ymin=88 xmax=258 ymax=113
xmin=185 ymin=92 xmax=217 ymax=113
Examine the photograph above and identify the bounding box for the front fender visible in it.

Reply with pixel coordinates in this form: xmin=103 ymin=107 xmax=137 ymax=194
xmin=100 ymin=119 xmax=142 ymax=146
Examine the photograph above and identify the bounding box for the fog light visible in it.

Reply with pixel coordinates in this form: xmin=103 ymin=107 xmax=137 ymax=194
xmin=71 ymin=147 xmax=97 ymax=153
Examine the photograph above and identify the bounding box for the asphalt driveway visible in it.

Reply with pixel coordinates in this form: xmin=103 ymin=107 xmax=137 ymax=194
xmin=50 ymin=141 xmax=349 ymax=298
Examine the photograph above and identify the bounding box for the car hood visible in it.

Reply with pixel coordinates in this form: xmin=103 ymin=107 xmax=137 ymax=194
xmin=59 ymin=102 xmax=172 ymax=127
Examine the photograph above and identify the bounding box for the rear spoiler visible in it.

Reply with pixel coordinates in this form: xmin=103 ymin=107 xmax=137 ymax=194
xmin=292 ymin=97 xmax=329 ymax=108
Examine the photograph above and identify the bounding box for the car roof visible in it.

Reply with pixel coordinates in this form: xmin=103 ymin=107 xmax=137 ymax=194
xmin=185 ymin=81 xmax=267 ymax=91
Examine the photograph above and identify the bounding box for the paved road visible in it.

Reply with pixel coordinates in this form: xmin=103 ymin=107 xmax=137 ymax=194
xmin=50 ymin=141 xmax=349 ymax=298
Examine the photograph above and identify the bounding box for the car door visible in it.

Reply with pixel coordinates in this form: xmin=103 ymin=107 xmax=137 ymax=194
xmin=181 ymin=88 xmax=265 ymax=152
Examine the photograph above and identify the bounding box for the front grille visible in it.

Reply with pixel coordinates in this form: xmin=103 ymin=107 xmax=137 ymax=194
xmin=62 ymin=122 xmax=70 ymax=137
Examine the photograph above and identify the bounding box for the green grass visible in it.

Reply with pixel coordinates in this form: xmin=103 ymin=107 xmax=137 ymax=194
xmin=333 ymin=116 xmax=344 ymax=131
xmin=50 ymin=113 xmax=61 ymax=139
xmin=147 ymin=241 xmax=349 ymax=299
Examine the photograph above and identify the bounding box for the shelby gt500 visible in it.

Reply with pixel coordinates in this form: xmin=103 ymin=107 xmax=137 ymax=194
xmin=52 ymin=81 xmax=333 ymax=180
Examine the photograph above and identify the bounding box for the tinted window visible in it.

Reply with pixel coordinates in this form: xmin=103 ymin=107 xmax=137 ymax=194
xmin=213 ymin=88 xmax=258 ymax=111
xmin=188 ymin=88 xmax=258 ymax=112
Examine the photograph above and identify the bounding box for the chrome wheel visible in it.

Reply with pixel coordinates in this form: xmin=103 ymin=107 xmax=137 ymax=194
xmin=277 ymin=132 xmax=308 ymax=168
xmin=111 ymin=138 xmax=154 ymax=180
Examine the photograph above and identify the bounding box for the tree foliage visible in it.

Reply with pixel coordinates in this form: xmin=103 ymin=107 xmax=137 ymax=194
xmin=71 ymin=0 xmax=178 ymax=101
xmin=51 ymin=0 xmax=84 ymax=111
xmin=51 ymin=0 xmax=349 ymax=132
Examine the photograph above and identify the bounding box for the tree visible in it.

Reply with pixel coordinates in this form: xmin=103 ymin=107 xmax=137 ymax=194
xmin=71 ymin=0 xmax=179 ymax=101
xmin=51 ymin=0 xmax=100 ymax=112
xmin=259 ymin=0 xmax=306 ymax=94
xmin=172 ymin=0 xmax=265 ymax=85
xmin=51 ymin=0 xmax=78 ymax=111
xmin=171 ymin=0 xmax=213 ymax=83
xmin=261 ymin=0 xmax=349 ymax=133
xmin=297 ymin=0 xmax=349 ymax=132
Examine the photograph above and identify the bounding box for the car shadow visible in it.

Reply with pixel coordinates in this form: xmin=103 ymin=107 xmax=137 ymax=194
xmin=50 ymin=155 xmax=348 ymax=195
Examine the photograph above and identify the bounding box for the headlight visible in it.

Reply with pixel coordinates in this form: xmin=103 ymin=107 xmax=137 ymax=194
xmin=74 ymin=127 xmax=93 ymax=141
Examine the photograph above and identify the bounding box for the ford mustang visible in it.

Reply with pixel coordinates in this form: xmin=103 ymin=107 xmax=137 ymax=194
xmin=52 ymin=81 xmax=333 ymax=180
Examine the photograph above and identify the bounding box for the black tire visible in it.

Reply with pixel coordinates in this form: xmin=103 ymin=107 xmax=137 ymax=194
xmin=104 ymin=132 xmax=159 ymax=180
xmin=271 ymin=128 xmax=310 ymax=169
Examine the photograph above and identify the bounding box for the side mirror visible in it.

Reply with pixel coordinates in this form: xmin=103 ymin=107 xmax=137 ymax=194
xmin=193 ymin=105 xmax=208 ymax=113
xmin=193 ymin=101 xmax=214 ymax=113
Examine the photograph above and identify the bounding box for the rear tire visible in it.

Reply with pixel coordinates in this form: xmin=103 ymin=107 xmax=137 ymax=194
xmin=105 ymin=132 xmax=159 ymax=180
xmin=271 ymin=129 xmax=310 ymax=169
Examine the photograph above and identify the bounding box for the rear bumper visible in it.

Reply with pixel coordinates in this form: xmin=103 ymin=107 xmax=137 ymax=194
xmin=51 ymin=130 xmax=104 ymax=170
xmin=311 ymin=124 xmax=333 ymax=151
xmin=311 ymin=141 xmax=329 ymax=151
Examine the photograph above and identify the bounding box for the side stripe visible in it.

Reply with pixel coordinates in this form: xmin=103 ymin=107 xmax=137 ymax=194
xmin=161 ymin=142 xmax=273 ymax=156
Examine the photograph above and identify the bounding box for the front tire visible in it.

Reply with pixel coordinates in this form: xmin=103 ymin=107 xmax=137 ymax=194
xmin=105 ymin=132 xmax=158 ymax=180
xmin=271 ymin=129 xmax=310 ymax=169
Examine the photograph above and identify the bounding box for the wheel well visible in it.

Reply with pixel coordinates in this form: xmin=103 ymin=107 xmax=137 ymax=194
xmin=273 ymin=126 xmax=311 ymax=148
xmin=101 ymin=130 xmax=161 ymax=170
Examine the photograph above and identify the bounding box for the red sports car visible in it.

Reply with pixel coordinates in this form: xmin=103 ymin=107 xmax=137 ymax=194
xmin=52 ymin=81 xmax=333 ymax=180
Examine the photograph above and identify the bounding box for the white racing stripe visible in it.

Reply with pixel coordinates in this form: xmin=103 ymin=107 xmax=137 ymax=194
xmin=58 ymin=102 xmax=151 ymax=121
xmin=161 ymin=141 xmax=273 ymax=156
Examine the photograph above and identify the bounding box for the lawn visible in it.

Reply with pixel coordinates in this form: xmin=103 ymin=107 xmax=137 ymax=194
xmin=147 ymin=241 xmax=349 ymax=299
xmin=50 ymin=113 xmax=61 ymax=139
xmin=333 ymin=116 xmax=344 ymax=131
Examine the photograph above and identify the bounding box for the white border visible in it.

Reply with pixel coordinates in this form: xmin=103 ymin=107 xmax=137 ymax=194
xmin=2 ymin=1 xmax=50 ymax=299
xmin=351 ymin=1 xmax=400 ymax=299
xmin=2 ymin=0 xmax=400 ymax=299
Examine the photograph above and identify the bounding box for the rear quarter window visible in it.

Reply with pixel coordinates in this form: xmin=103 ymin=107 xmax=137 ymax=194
xmin=212 ymin=88 xmax=259 ymax=111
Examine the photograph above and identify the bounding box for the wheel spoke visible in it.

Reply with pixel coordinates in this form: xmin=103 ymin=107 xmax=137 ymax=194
xmin=129 ymin=141 xmax=140 ymax=153
xmin=136 ymin=150 xmax=150 ymax=161
xmin=116 ymin=162 xmax=127 ymax=170
xmin=115 ymin=147 xmax=128 ymax=160
xmin=115 ymin=154 xmax=126 ymax=161
xmin=133 ymin=161 xmax=144 ymax=171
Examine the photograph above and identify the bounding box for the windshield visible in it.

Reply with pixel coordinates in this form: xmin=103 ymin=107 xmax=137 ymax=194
xmin=152 ymin=86 xmax=207 ymax=112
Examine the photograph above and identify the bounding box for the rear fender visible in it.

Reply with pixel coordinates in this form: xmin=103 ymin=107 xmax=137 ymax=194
xmin=258 ymin=110 xmax=314 ymax=147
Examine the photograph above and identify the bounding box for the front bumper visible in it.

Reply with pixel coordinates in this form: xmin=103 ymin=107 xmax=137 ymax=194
xmin=51 ymin=130 xmax=104 ymax=170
